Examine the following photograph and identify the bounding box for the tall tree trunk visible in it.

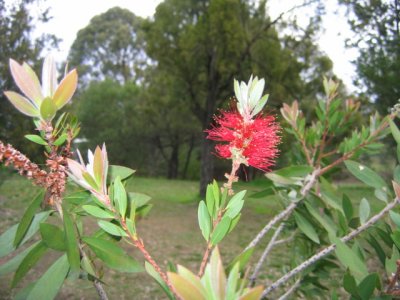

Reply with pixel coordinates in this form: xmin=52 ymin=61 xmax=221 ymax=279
xmin=200 ymin=134 xmax=214 ymax=196
xmin=167 ymin=142 xmax=179 ymax=179
xmin=182 ymin=134 xmax=195 ymax=179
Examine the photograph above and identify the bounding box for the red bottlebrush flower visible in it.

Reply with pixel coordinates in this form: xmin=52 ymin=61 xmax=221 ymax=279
xmin=206 ymin=110 xmax=280 ymax=171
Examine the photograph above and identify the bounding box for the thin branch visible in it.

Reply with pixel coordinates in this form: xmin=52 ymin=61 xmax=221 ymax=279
xmin=249 ymin=223 xmax=285 ymax=287
xmin=93 ymin=280 xmax=108 ymax=300
xmin=244 ymin=168 xmax=319 ymax=252
xmin=261 ymin=197 xmax=400 ymax=298
xmin=244 ymin=202 xmax=297 ymax=252
xmin=277 ymin=278 xmax=301 ymax=300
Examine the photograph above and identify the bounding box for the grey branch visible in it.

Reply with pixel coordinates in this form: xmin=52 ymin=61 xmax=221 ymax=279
xmin=261 ymin=197 xmax=400 ymax=298
xmin=244 ymin=169 xmax=319 ymax=252
xmin=244 ymin=201 xmax=297 ymax=251
xmin=278 ymin=278 xmax=301 ymax=300
xmin=250 ymin=223 xmax=285 ymax=287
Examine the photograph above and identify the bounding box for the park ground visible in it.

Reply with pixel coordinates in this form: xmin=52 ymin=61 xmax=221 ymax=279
xmin=0 ymin=172 xmax=380 ymax=299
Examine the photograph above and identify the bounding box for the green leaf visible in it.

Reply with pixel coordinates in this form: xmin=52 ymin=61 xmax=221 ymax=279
xmin=27 ymin=254 xmax=70 ymax=300
xmin=107 ymin=165 xmax=135 ymax=183
xmin=0 ymin=242 xmax=38 ymax=276
xmin=342 ymin=194 xmax=354 ymax=222
xmin=250 ymin=188 xmax=274 ymax=199
xmin=343 ymin=272 xmax=360 ymax=298
xmin=81 ymin=255 xmax=96 ymax=277
xmin=274 ymin=165 xmax=313 ymax=178
xmin=367 ymin=234 xmax=386 ymax=266
xmin=40 ymin=223 xmax=65 ymax=251
xmin=333 ymin=236 xmax=368 ymax=280
xmin=25 ymin=134 xmax=48 ymax=145
xmin=228 ymin=213 xmax=241 ymax=234
xmin=211 ymin=216 xmax=231 ymax=246
xmin=294 ymin=211 xmax=320 ymax=244
xmin=226 ymin=247 xmax=254 ymax=274
xmin=0 ymin=211 xmax=51 ymax=258
xmin=359 ymin=198 xmax=370 ymax=225
xmin=394 ymin=165 xmax=400 ymax=183
xmin=40 ymin=96 xmax=57 ymax=120
xmin=198 ymin=201 xmax=211 ymax=241
xmin=206 ymin=184 xmax=215 ymax=219
xmin=212 ymin=180 xmax=220 ymax=210
xmin=135 ymin=204 xmax=153 ymax=219
xmin=358 ymin=273 xmax=380 ymax=300
xmin=53 ymin=133 xmax=68 ymax=146
xmin=390 ymin=210 xmax=400 ymax=228
xmin=12 ymin=241 xmax=48 ymax=287
xmin=128 ymin=192 xmax=151 ymax=207
xmin=82 ymin=205 xmax=115 ymax=219
xmin=226 ymin=263 xmax=239 ymax=300
xmin=391 ymin=230 xmax=400 ymax=249
xmin=344 ymin=160 xmax=387 ymax=189
xmin=97 ymin=220 xmax=127 ymax=237
xmin=145 ymin=262 xmax=175 ymax=300
xmin=113 ymin=176 xmax=127 ymax=217
xmin=14 ymin=282 xmax=36 ymax=300
xmin=14 ymin=191 xmax=44 ymax=247
xmin=226 ymin=190 xmax=246 ymax=219
xmin=389 ymin=119 xmax=400 ymax=145
xmin=83 ymin=237 xmax=143 ymax=272
xmin=62 ymin=207 xmax=80 ymax=275
xmin=386 ymin=245 xmax=400 ymax=275
xmin=168 ymin=272 xmax=206 ymax=300
xmin=305 ymin=202 xmax=337 ymax=235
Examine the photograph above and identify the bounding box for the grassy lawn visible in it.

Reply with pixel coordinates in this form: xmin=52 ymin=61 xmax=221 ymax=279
xmin=0 ymin=171 xmax=382 ymax=299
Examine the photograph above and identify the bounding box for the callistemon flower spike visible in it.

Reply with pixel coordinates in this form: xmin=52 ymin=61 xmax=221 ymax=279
xmin=4 ymin=55 xmax=78 ymax=120
xmin=206 ymin=76 xmax=281 ymax=172
xmin=67 ymin=144 xmax=109 ymax=205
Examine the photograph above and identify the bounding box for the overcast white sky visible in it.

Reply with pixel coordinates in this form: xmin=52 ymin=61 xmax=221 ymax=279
xmin=11 ymin=0 xmax=358 ymax=92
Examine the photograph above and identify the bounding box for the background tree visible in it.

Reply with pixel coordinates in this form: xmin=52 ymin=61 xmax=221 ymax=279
xmin=0 ymin=0 xmax=58 ymax=160
xmin=73 ymin=79 xmax=159 ymax=174
xmin=145 ymin=0 xmax=334 ymax=195
xmin=68 ymin=7 xmax=146 ymax=85
xmin=340 ymin=0 xmax=400 ymax=113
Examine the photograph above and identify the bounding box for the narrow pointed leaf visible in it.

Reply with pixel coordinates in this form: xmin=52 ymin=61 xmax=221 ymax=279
xmin=107 ymin=165 xmax=135 ymax=183
xmin=14 ymin=191 xmax=44 ymax=247
xmin=53 ymin=69 xmax=78 ymax=109
xmin=344 ymin=160 xmax=386 ymax=189
xmin=40 ymin=223 xmax=65 ymax=251
xmin=4 ymin=91 xmax=39 ymax=116
xmin=211 ymin=216 xmax=231 ymax=246
xmin=82 ymin=205 xmax=114 ymax=219
xmin=26 ymin=254 xmax=69 ymax=300
xmin=113 ymin=176 xmax=127 ymax=217
xmin=83 ymin=237 xmax=143 ymax=272
xmin=359 ymin=198 xmax=370 ymax=225
xmin=0 ymin=211 xmax=50 ymax=258
xmin=389 ymin=119 xmax=400 ymax=145
xmin=198 ymin=201 xmax=211 ymax=241
xmin=294 ymin=211 xmax=320 ymax=244
xmin=0 ymin=242 xmax=38 ymax=276
xmin=238 ymin=286 xmax=264 ymax=300
xmin=97 ymin=220 xmax=127 ymax=237
xmin=25 ymin=134 xmax=48 ymax=146
xmin=62 ymin=207 xmax=80 ymax=275
xmin=145 ymin=262 xmax=175 ymax=300
xmin=9 ymin=59 xmax=43 ymax=103
xmin=168 ymin=272 xmax=206 ymax=300
xmin=12 ymin=241 xmax=48 ymax=287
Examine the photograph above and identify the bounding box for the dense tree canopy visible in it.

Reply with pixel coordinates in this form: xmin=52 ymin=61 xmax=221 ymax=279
xmin=145 ymin=0 xmax=334 ymax=194
xmin=341 ymin=0 xmax=400 ymax=113
xmin=68 ymin=7 xmax=146 ymax=85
